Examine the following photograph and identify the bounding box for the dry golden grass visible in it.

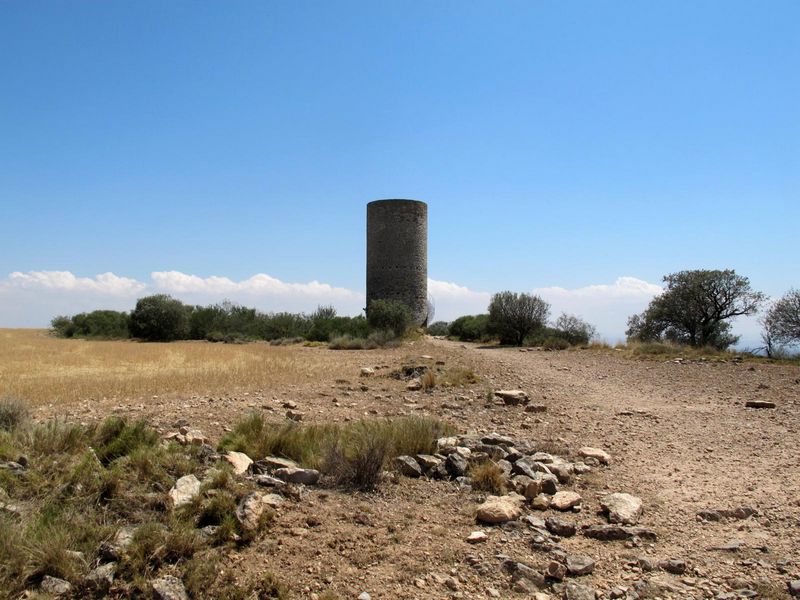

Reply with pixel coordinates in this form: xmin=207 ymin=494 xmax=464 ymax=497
xmin=0 ymin=329 xmax=321 ymax=406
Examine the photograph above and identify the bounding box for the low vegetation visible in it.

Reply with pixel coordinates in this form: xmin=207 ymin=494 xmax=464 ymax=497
xmin=219 ymin=414 xmax=453 ymax=485
xmin=0 ymin=399 xmax=452 ymax=597
xmin=0 ymin=404 xmax=272 ymax=598
xmin=52 ymin=297 xmax=413 ymax=347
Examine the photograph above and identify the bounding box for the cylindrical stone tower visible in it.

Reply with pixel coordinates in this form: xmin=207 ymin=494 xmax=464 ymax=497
xmin=366 ymin=199 xmax=428 ymax=326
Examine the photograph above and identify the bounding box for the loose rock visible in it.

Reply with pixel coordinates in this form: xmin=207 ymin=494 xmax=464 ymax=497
xmin=40 ymin=576 xmax=72 ymax=596
xmin=495 ymin=390 xmax=530 ymax=405
xmin=601 ymin=492 xmax=643 ymax=525
xmin=745 ymin=400 xmax=776 ymax=409
xmin=583 ymin=524 xmax=658 ymax=541
xmin=566 ymin=555 xmax=595 ymax=576
xmin=467 ymin=530 xmax=488 ymax=543
xmin=550 ymin=491 xmax=582 ymax=511
xmin=476 ymin=494 xmax=524 ymax=524
xmin=395 ymin=455 xmax=423 ymax=478
xmin=578 ymin=447 xmax=611 ymax=465
xmin=273 ymin=467 xmax=320 ymax=485
xmin=168 ymin=474 xmax=201 ymax=508
xmin=564 ymin=581 xmax=596 ymax=600
xmin=224 ymin=451 xmax=253 ymax=475
xmin=152 ymin=575 xmax=189 ymax=600
xmin=546 ymin=516 xmax=576 ymax=537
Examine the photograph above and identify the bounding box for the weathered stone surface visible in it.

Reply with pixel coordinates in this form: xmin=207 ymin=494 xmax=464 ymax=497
xmin=40 ymin=576 xmax=72 ymax=596
xmin=467 ymin=530 xmax=488 ymax=543
xmin=168 ymin=474 xmax=200 ymax=508
xmin=360 ymin=367 xmax=375 ymax=377
xmin=395 ymin=455 xmax=423 ymax=477
xmin=524 ymin=473 xmax=559 ymax=498
xmin=788 ymin=580 xmax=800 ymax=597
xmin=525 ymin=404 xmax=548 ymax=413
xmin=566 ymin=555 xmax=595 ymax=576
xmin=273 ymin=467 xmax=320 ymax=485
xmin=578 ymin=447 xmax=611 ymax=465
xmin=583 ymin=524 xmax=658 ymax=541
xmin=236 ymin=492 xmax=274 ymax=533
xmin=476 ymin=494 xmax=524 ymax=524
xmin=406 ymin=379 xmax=422 ymax=391
xmin=564 ymin=581 xmax=596 ymax=600
xmin=253 ymin=474 xmax=286 ymax=487
xmin=224 ymin=451 xmax=253 ymax=475
xmin=659 ymin=558 xmax=686 ymax=574
xmin=601 ymin=493 xmax=643 ymax=525
xmin=256 ymin=456 xmax=299 ymax=471
xmin=445 ymin=452 xmax=468 ymax=477
xmin=531 ymin=494 xmax=551 ymax=510
xmin=495 ymin=390 xmax=530 ymax=405
xmin=745 ymin=400 xmax=776 ymax=409
xmin=551 ymin=491 xmax=582 ymax=511
xmin=548 ymin=463 xmax=573 ymax=484
xmin=546 ymin=560 xmax=566 ymax=581
xmin=481 ymin=433 xmax=515 ymax=446
xmin=99 ymin=526 xmax=135 ymax=561
xmin=415 ymin=454 xmax=442 ymax=471
xmin=546 ymin=516 xmax=576 ymax=537
xmin=152 ymin=575 xmax=189 ymax=600
xmin=86 ymin=562 xmax=116 ymax=590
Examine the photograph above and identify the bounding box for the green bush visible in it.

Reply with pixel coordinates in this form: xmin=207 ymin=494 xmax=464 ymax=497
xmin=129 ymin=294 xmax=189 ymax=342
xmin=426 ymin=321 xmax=449 ymax=336
xmin=488 ymin=291 xmax=550 ymax=346
xmin=448 ymin=314 xmax=490 ymax=342
xmin=367 ymin=299 xmax=411 ymax=337
xmin=50 ymin=310 xmax=130 ymax=339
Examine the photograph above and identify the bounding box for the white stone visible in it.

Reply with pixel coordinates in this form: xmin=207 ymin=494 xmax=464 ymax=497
xmin=224 ymin=451 xmax=253 ymax=475
xmin=168 ymin=474 xmax=200 ymax=508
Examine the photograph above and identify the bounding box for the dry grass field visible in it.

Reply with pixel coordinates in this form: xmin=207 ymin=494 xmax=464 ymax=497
xmin=0 ymin=329 xmax=320 ymax=406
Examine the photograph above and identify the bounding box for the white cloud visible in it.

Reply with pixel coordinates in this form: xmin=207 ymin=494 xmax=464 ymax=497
xmin=151 ymin=271 xmax=359 ymax=299
xmin=427 ymin=278 xmax=491 ymax=321
xmin=7 ymin=270 xmax=146 ymax=296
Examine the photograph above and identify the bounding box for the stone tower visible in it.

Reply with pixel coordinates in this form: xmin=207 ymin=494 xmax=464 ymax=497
xmin=366 ymin=199 xmax=428 ymax=326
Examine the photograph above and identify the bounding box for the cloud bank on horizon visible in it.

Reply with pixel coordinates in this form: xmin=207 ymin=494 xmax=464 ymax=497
xmin=0 ymin=269 xmax=762 ymax=345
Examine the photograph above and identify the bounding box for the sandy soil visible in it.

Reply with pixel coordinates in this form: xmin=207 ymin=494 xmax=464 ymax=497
xmin=37 ymin=339 xmax=800 ymax=599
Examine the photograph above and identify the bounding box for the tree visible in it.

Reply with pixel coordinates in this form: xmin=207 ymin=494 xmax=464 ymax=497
xmin=764 ymin=289 xmax=800 ymax=349
xmin=129 ymin=294 xmax=189 ymax=342
xmin=554 ymin=313 xmax=597 ymax=346
xmin=366 ymin=299 xmax=411 ymax=338
xmin=487 ymin=291 xmax=550 ymax=346
xmin=626 ymin=269 xmax=764 ymax=349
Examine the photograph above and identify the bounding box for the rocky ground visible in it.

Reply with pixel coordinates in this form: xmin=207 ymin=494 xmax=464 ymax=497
xmin=32 ymin=339 xmax=800 ymax=599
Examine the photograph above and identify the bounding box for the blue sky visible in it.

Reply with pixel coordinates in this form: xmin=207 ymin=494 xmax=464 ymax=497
xmin=1 ymin=2 xmax=798 ymax=343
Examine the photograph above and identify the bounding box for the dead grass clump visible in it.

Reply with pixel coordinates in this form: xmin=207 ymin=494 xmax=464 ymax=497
xmin=324 ymin=427 xmax=390 ymax=491
xmin=440 ymin=367 xmax=479 ymax=387
xmin=469 ymin=461 xmax=507 ymax=494
xmin=0 ymin=397 xmax=29 ymax=432
xmin=220 ymin=415 xmax=453 ymax=486
xmin=420 ymin=370 xmax=436 ymax=391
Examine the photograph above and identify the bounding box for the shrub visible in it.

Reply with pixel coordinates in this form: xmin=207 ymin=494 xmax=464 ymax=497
xmin=367 ymin=299 xmax=411 ymax=338
xmin=0 ymin=397 xmax=29 ymax=432
xmin=50 ymin=310 xmax=130 ymax=339
xmin=488 ymin=291 xmax=550 ymax=346
xmin=324 ymin=426 xmax=390 ymax=491
xmin=542 ymin=336 xmax=570 ymax=351
xmin=470 ymin=461 xmax=507 ymax=494
xmin=448 ymin=314 xmax=490 ymax=342
xmin=129 ymin=294 xmax=189 ymax=342
xmin=426 ymin=321 xmax=449 ymax=336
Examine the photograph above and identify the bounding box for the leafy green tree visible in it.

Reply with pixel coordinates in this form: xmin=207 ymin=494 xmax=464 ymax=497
xmin=367 ymin=299 xmax=411 ymax=338
xmin=487 ymin=291 xmax=550 ymax=346
xmin=626 ymin=269 xmax=764 ymax=349
xmin=129 ymin=294 xmax=189 ymax=342
xmin=764 ymin=289 xmax=800 ymax=350
xmin=553 ymin=313 xmax=597 ymax=346
xmin=426 ymin=321 xmax=450 ymax=336
xmin=448 ymin=314 xmax=490 ymax=341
